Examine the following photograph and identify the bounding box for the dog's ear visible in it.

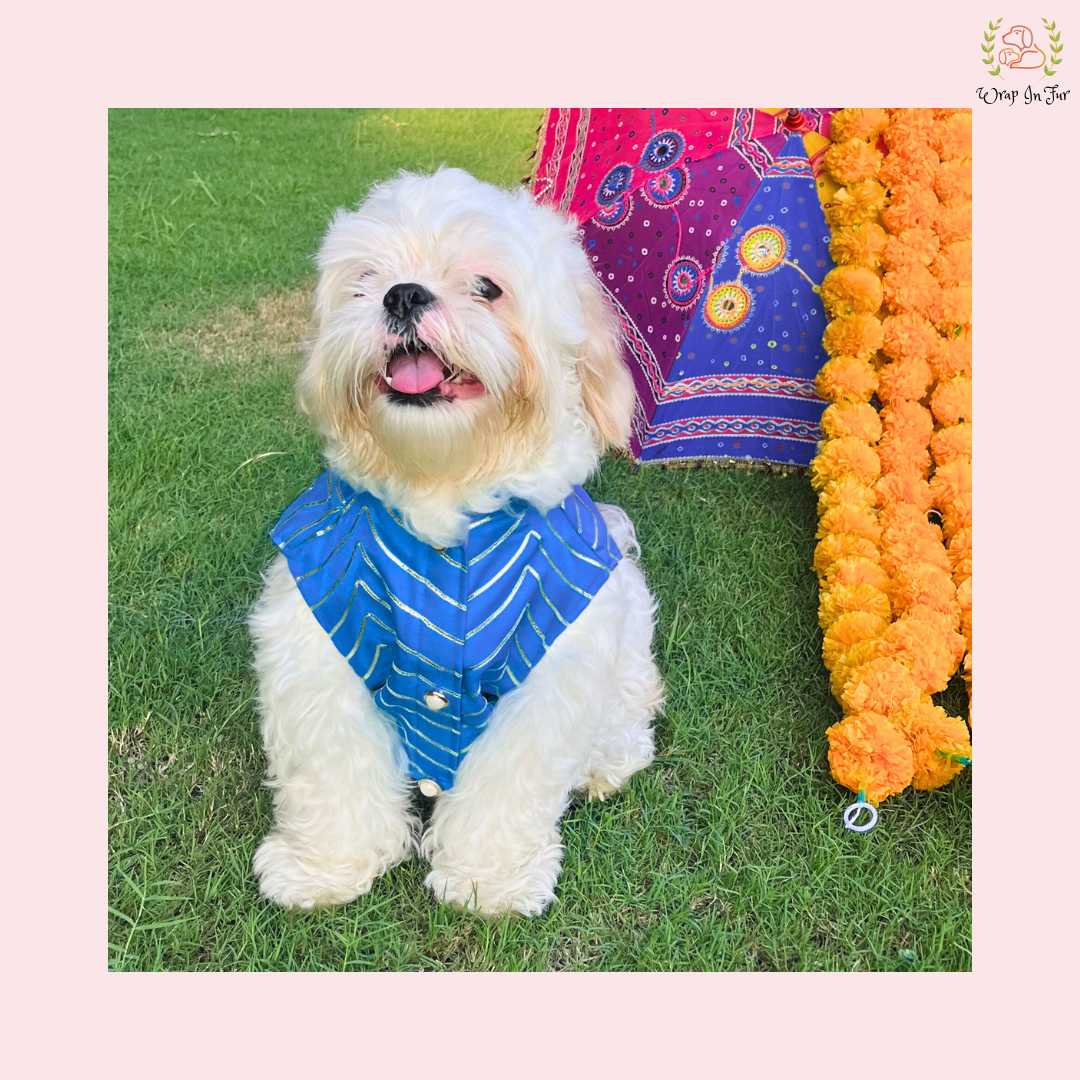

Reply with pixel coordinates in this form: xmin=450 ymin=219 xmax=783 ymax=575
xmin=575 ymin=269 xmax=635 ymax=451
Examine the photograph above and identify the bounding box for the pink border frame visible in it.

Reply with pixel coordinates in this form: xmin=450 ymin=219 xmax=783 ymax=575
xmin=7 ymin=0 xmax=1072 ymax=1068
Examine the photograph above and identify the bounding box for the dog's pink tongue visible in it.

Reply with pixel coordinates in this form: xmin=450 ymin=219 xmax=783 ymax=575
xmin=387 ymin=351 xmax=444 ymax=394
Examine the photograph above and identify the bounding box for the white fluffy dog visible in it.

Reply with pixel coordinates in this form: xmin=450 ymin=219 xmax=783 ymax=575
xmin=250 ymin=168 xmax=664 ymax=916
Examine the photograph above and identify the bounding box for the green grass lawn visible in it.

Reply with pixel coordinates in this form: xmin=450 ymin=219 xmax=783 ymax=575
xmin=108 ymin=108 xmax=971 ymax=971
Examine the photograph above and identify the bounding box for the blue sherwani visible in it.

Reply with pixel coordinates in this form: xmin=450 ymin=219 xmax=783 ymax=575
xmin=271 ymin=471 xmax=622 ymax=791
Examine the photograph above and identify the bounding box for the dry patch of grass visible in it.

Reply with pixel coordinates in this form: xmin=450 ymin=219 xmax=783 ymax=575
xmin=176 ymin=285 xmax=315 ymax=378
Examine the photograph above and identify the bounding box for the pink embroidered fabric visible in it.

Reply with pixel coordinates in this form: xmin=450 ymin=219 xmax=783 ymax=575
xmin=532 ymin=108 xmax=839 ymax=467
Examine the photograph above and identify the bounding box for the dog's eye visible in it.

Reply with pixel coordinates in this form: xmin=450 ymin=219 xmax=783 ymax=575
xmin=352 ymin=271 xmax=376 ymax=298
xmin=474 ymin=276 xmax=503 ymax=301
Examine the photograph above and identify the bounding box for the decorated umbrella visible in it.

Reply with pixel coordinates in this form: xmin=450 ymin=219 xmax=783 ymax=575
xmin=532 ymin=108 xmax=839 ymax=468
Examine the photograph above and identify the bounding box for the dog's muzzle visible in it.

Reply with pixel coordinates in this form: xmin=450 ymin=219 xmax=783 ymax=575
xmin=377 ymin=283 xmax=487 ymax=406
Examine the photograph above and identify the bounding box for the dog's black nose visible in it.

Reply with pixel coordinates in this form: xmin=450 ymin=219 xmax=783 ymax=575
xmin=383 ymin=282 xmax=434 ymax=322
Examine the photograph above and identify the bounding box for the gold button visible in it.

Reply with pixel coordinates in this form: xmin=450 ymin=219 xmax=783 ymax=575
xmin=418 ymin=779 xmax=441 ymax=798
xmin=433 ymin=546 xmax=446 ymax=552
xmin=423 ymin=690 xmax=449 ymax=711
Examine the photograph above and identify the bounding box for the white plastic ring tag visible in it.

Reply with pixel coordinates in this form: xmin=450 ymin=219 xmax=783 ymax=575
xmin=843 ymin=800 xmax=879 ymax=832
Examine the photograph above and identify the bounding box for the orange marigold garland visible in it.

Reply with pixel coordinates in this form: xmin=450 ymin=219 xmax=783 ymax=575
xmin=812 ymin=108 xmax=972 ymax=827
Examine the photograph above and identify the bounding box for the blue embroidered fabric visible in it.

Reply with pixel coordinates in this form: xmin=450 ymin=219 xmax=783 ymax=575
xmin=637 ymin=133 xmax=835 ymax=465
xmin=271 ymin=471 xmax=622 ymax=791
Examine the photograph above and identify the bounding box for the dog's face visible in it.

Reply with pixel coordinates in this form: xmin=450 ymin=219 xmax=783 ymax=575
xmin=298 ymin=168 xmax=634 ymax=498
xmin=1002 ymin=26 xmax=1030 ymax=49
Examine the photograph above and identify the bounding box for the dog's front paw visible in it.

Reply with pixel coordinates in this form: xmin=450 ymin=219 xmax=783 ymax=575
xmin=425 ymin=842 xmax=562 ymax=918
xmin=580 ymin=774 xmax=620 ymax=801
xmin=253 ymin=832 xmax=384 ymax=910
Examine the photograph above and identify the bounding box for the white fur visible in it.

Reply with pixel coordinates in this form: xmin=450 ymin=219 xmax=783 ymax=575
xmin=251 ymin=168 xmax=663 ymax=915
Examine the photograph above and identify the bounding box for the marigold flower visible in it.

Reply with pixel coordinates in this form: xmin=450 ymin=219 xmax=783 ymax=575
xmin=825 ymin=138 xmax=884 ymax=184
xmin=822 ymin=401 xmax=882 ymax=442
xmin=842 ymin=657 xmax=923 ymax=716
xmin=818 ymin=475 xmax=877 ymax=515
xmin=879 ymin=501 xmax=940 ymax=540
xmin=817 ymin=504 xmax=882 ymax=544
xmin=929 ymin=458 xmax=972 ymax=508
xmin=810 ymin=436 xmax=882 ymax=489
xmin=830 ymin=108 xmax=890 ymax=144
xmin=931 ymin=334 xmax=972 ymax=379
xmin=893 ymin=559 xmax=953 ymax=591
xmin=875 ymin=470 xmax=932 ymax=512
xmin=878 ymin=439 xmax=930 ymax=478
xmin=948 ymin=526 xmax=972 ymax=563
xmin=933 ymin=161 xmax=972 ymax=204
xmin=830 ymin=223 xmax=888 ymax=268
xmin=931 ymin=376 xmax=972 ymax=425
xmin=879 ymin=144 xmax=940 ymax=190
xmin=877 ymin=617 xmax=961 ymax=693
xmin=904 ymin=606 xmax=965 ymax=665
xmin=882 ymin=262 xmax=943 ymax=320
xmin=847 ymin=179 xmax=888 ymax=213
xmin=932 ymin=200 xmax=972 ymax=244
xmin=882 ymin=185 xmax=939 ymax=232
xmin=819 ymin=583 xmax=892 ymax=629
xmin=892 ymin=563 xmax=960 ymax=620
xmin=880 ymin=503 xmax=945 ymax=542
xmin=881 ymin=399 xmax=934 ymax=445
xmin=822 ymin=314 xmax=885 ymax=359
xmin=883 ymin=109 xmax=936 ymax=150
xmin=815 ymin=355 xmax=878 ymax=402
xmin=822 ymin=609 xmax=890 ymax=671
xmin=880 ymin=314 xmax=940 ymax=370
xmin=942 ymin=492 xmax=973 ymax=541
xmin=826 ymin=181 xmax=888 ymax=227
xmin=930 ymin=240 xmax=972 ymax=288
xmin=892 ymin=701 xmax=971 ymax=790
xmin=827 ymin=711 xmax=914 ymax=804
xmin=824 ymin=557 xmax=892 ymax=594
xmin=881 ymin=227 xmax=940 ymax=272
xmin=934 ymin=112 xmax=972 ymax=161
xmin=821 ymin=266 xmax=884 ymax=319
xmin=830 ymin=639 xmax=882 ymax=700
xmin=876 ymin=356 xmax=933 ymax=406
xmin=930 ymin=422 xmax=972 ymax=465
xmin=814 ymin=532 xmax=881 ymax=574
xmin=880 ymin=540 xmax=950 ymax=579
xmin=935 ymin=286 xmax=972 ymax=336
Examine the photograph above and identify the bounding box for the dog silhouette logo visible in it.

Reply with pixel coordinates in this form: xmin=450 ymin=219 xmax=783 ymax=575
xmin=999 ymin=25 xmax=1047 ymax=69
xmin=982 ymin=17 xmax=1064 ymax=81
